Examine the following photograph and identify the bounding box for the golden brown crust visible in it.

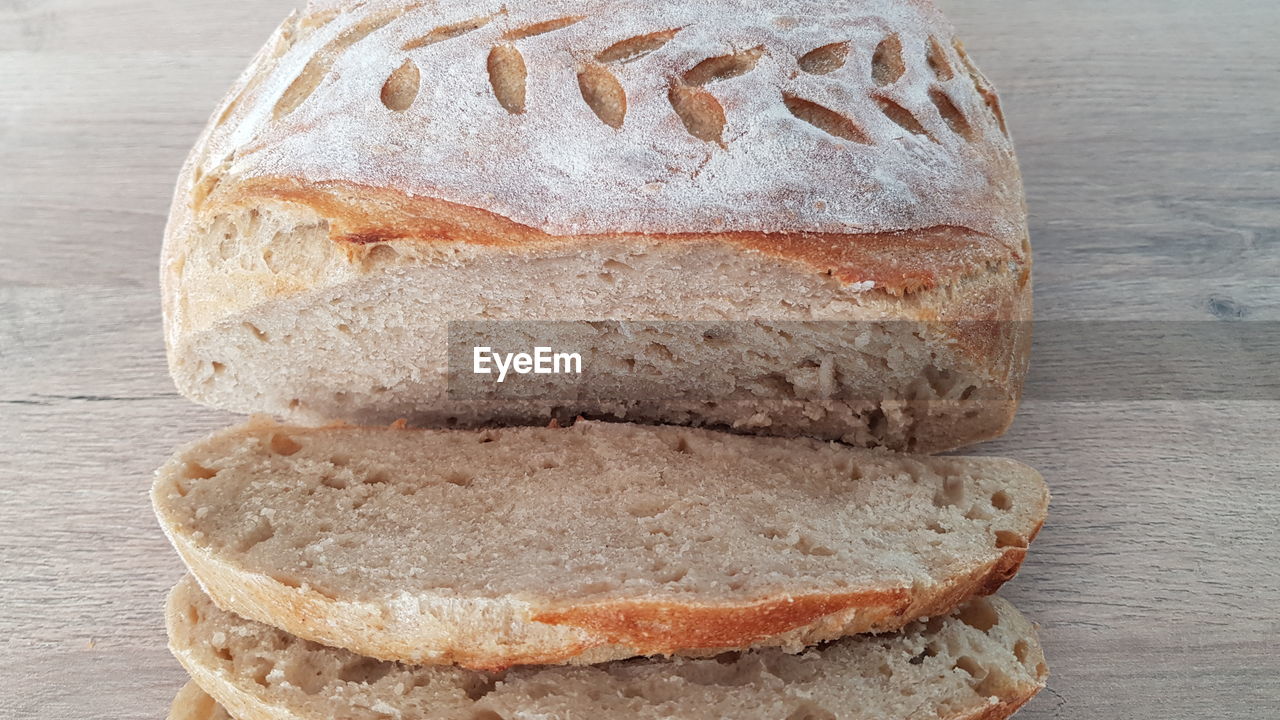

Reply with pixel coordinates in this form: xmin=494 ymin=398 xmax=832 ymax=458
xmin=217 ymin=177 xmax=1021 ymax=296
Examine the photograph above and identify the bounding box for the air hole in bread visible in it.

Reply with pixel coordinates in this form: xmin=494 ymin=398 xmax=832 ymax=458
xmin=794 ymin=535 xmax=837 ymax=557
xmin=875 ymin=97 xmax=934 ymax=141
xmin=782 ymin=94 xmax=871 ymax=144
xmin=186 ymin=605 xmax=201 ymax=625
xmin=183 ymin=462 xmax=218 ymax=480
xmin=463 ymin=674 xmax=499 ymax=701
xmin=957 ymin=600 xmax=1000 ymax=631
xmin=488 ymin=45 xmax=527 ymax=114
xmin=243 ymin=322 xmax=269 ymax=342
xmin=933 ymin=476 xmax=965 ymax=507
xmin=995 ymin=530 xmax=1027 ymax=549
xmin=577 ymin=64 xmax=627 ymax=128
xmin=871 ymin=34 xmax=905 ymax=86
xmin=469 ymin=711 xmax=505 ymax=720
xmin=786 ymin=702 xmax=837 ymax=720
xmin=321 ymin=474 xmax=349 ymax=490
xmin=364 ymin=471 xmax=390 ymax=485
xmin=991 ymin=491 xmax=1013 ymax=511
xmin=960 ymin=385 xmax=977 ymax=401
xmin=926 ymin=520 xmax=948 ymax=534
xmin=335 ymin=323 xmax=352 ymax=335
xmin=270 ymin=573 xmax=303 ymax=590
xmin=444 ymin=471 xmax=473 ymax=488
xmin=929 ymin=87 xmax=975 ymax=141
xmin=953 ymin=655 xmax=984 ymax=678
xmin=214 ymin=646 xmax=233 ymax=662
xmin=628 ymin=500 xmax=666 ymax=518
xmin=503 ymin=16 xmax=583 ymax=41
xmin=275 ymin=7 xmax=405 ymax=119
xmin=668 ymin=84 xmax=725 ymax=144
xmin=283 ymin=659 xmax=329 ymax=695
xmin=683 ymin=46 xmax=765 ymax=86
xmin=927 ymin=37 xmax=955 ymax=80
xmin=269 ymin=433 xmax=303 ymax=456
xmin=366 ymin=244 xmax=400 ymax=263
xmin=402 ymin=15 xmax=494 ymax=50
xmin=235 ymin=519 xmax=275 ymax=553
xmin=380 ymin=59 xmax=421 ymax=112
xmin=337 ymin=656 xmax=394 ymax=685
xmin=596 ymin=28 xmax=680 ymax=64
xmin=657 ymin=565 xmax=689 ymax=583
xmin=798 ymin=42 xmax=849 ymax=74
xmin=1013 ymin=639 xmax=1032 ymax=664
xmin=210 ymin=361 xmax=226 ymax=376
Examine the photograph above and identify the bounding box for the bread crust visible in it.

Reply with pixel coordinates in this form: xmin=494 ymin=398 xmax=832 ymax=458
xmin=163 ymin=514 xmax=1038 ymax=670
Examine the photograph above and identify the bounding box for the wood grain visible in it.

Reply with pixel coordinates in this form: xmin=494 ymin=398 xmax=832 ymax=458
xmin=1 ymin=1 xmax=1277 ymax=717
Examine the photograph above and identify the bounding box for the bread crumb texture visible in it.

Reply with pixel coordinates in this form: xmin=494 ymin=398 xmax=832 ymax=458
xmin=154 ymin=420 xmax=1047 ymax=665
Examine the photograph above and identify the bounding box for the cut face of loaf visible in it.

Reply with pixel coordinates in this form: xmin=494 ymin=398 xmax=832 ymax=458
xmin=169 ymin=575 xmax=1048 ymax=720
xmin=153 ymin=420 xmax=1048 ymax=669
xmin=162 ymin=0 xmax=1031 ymax=452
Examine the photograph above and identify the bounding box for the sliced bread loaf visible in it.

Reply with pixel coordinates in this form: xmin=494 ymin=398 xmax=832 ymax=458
xmin=164 ymin=0 xmax=1032 ymax=453
xmin=154 ymin=419 xmax=1047 ymax=669
xmin=169 ymin=575 xmax=1047 ymax=720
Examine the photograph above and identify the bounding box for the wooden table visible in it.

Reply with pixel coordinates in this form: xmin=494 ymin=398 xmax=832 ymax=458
xmin=2 ymin=1 xmax=1276 ymax=717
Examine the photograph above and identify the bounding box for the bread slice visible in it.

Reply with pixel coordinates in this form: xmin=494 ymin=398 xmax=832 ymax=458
xmin=170 ymin=681 xmax=233 ymax=720
xmin=169 ymin=575 xmax=1047 ymax=720
xmin=162 ymin=0 xmax=1031 ymax=454
xmin=154 ymin=419 xmax=1047 ymax=669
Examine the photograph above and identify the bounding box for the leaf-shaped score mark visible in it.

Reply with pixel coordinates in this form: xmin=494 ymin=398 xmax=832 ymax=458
xmin=871 ymin=34 xmax=905 ymax=87
xmin=926 ymin=36 xmax=954 ymax=81
xmin=929 ymin=87 xmax=976 ymax=141
xmin=380 ymin=59 xmax=421 ymax=111
xmin=502 ymin=16 xmax=584 ymax=41
xmin=668 ymin=84 xmax=726 ymax=144
xmin=578 ymin=64 xmax=627 ymax=128
xmin=682 ymin=46 xmax=765 ymax=86
xmin=875 ymin=96 xmax=935 ymax=142
xmin=596 ymin=29 xmax=681 ymax=64
xmin=782 ymin=94 xmax=870 ymax=144
xmin=402 ymin=14 xmax=494 ymax=51
xmin=488 ymin=44 xmax=527 ymax=114
xmin=798 ymin=42 xmax=849 ymax=75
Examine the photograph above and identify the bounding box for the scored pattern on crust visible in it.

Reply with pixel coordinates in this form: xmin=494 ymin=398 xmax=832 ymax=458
xmin=194 ymin=0 xmax=1023 ymax=242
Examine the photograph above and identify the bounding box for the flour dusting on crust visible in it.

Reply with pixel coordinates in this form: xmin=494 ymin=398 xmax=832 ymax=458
xmin=195 ymin=0 xmax=1023 ymax=246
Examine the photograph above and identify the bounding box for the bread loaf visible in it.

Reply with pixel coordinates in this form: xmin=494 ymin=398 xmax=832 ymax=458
xmin=162 ymin=0 xmax=1031 ymax=452
xmin=168 ymin=575 xmax=1046 ymax=720
xmin=153 ymin=419 xmax=1047 ymax=669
